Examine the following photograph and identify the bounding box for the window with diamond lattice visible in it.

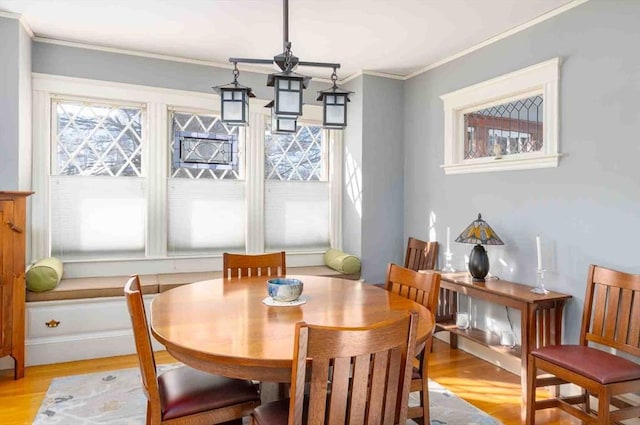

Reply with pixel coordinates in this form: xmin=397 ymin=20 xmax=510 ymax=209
xmin=55 ymin=101 xmax=143 ymax=176
xmin=464 ymin=95 xmax=543 ymax=159
xmin=171 ymin=112 xmax=240 ymax=180
xmin=264 ymin=122 xmax=330 ymax=251
xmin=265 ymin=122 xmax=326 ymax=181
xmin=168 ymin=111 xmax=245 ymax=255
xmin=51 ymin=100 xmax=145 ymax=259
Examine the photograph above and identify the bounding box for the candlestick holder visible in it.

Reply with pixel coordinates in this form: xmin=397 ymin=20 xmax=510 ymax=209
xmin=531 ymin=268 xmax=549 ymax=294
xmin=441 ymin=251 xmax=456 ymax=272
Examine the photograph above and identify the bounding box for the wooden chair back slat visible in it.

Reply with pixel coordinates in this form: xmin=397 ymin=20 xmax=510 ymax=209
xmin=404 ymin=237 xmax=439 ymax=272
xmin=223 ymin=252 xmax=286 ymax=279
xmin=288 ymin=312 xmax=418 ymax=425
xmin=628 ymin=295 xmax=640 ymax=346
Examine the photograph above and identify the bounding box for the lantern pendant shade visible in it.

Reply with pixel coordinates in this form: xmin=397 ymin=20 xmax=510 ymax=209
xmin=273 ymin=115 xmax=297 ymax=133
xmin=213 ymin=82 xmax=255 ymax=126
xmin=265 ymin=101 xmax=297 ymax=134
xmin=317 ymin=86 xmax=352 ymax=129
xmin=268 ymin=72 xmax=310 ymax=118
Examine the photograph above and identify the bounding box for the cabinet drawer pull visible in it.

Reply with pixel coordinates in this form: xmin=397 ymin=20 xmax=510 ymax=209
xmin=7 ymin=221 xmax=23 ymax=233
xmin=45 ymin=319 xmax=60 ymax=328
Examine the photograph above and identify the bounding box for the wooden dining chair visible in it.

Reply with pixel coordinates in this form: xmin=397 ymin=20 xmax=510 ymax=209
xmin=250 ymin=311 xmax=419 ymax=425
xmin=223 ymin=252 xmax=286 ymax=278
xmin=404 ymin=237 xmax=438 ymax=272
xmin=124 ymin=275 xmax=260 ymax=425
xmin=384 ymin=263 xmax=440 ymax=425
xmin=526 ymin=264 xmax=640 ymax=425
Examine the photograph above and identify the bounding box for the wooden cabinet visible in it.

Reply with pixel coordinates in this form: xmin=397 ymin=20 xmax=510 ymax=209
xmin=0 ymin=191 xmax=32 ymax=379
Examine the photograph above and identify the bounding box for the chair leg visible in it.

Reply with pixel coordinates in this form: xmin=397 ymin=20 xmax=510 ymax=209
xmin=525 ymin=355 xmax=537 ymax=425
xmin=597 ymin=388 xmax=611 ymax=425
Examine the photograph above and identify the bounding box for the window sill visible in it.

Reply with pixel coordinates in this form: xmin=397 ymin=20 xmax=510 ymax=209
xmin=442 ymin=153 xmax=561 ymax=175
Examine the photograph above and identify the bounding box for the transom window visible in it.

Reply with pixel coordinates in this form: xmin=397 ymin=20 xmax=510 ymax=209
xmin=464 ymin=95 xmax=543 ymax=159
xmin=441 ymin=57 xmax=560 ymax=174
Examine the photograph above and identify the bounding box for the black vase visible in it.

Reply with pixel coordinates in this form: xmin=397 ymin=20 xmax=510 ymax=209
xmin=468 ymin=244 xmax=489 ymax=282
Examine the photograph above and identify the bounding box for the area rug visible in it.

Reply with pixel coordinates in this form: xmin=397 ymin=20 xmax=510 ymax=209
xmin=33 ymin=364 xmax=501 ymax=425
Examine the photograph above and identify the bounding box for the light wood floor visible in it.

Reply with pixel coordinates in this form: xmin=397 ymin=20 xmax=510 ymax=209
xmin=0 ymin=339 xmax=581 ymax=425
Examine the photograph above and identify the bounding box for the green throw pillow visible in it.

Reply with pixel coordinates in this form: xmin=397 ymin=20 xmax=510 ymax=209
xmin=26 ymin=257 xmax=63 ymax=292
xmin=324 ymin=249 xmax=361 ymax=274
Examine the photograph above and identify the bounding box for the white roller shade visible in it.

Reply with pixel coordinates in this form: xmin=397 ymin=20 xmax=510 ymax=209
xmin=51 ymin=176 xmax=146 ymax=259
xmin=265 ymin=181 xmax=329 ymax=251
xmin=168 ymin=179 xmax=245 ymax=255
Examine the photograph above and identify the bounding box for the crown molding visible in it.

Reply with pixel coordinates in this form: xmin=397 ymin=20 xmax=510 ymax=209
xmin=0 ymin=10 xmax=20 ymax=19
xmin=405 ymin=0 xmax=590 ymax=80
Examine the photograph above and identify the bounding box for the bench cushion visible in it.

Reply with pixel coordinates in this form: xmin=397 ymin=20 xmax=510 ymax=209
xmin=25 ymin=266 xmax=360 ymax=302
xmin=26 ymin=274 xmax=158 ymax=302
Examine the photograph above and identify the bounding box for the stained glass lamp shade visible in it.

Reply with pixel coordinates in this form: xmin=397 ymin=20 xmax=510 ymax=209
xmin=455 ymin=213 xmax=504 ymax=282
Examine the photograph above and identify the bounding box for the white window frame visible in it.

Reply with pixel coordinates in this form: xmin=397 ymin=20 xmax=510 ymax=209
xmin=440 ymin=57 xmax=561 ymax=174
xmin=32 ymin=73 xmax=342 ymax=277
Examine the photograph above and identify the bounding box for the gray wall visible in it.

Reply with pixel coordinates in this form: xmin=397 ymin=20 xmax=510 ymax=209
xmin=33 ymin=42 xmax=326 ymax=104
xmin=0 ymin=17 xmax=20 ymax=189
xmin=341 ymin=74 xmax=405 ymax=283
xmin=361 ymin=75 xmax=404 ymax=282
xmin=403 ymin=0 xmax=640 ymax=343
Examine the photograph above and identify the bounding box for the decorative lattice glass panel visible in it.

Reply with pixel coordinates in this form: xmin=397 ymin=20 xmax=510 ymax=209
xmin=265 ymin=122 xmax=326 ymax=181
xmin=55 ymin=101 xmax=143 ymax=176
xmin=170 ymin=112 xmax=240 ymax=180
xmin=463 ymin=95 xmax=543 ymax=159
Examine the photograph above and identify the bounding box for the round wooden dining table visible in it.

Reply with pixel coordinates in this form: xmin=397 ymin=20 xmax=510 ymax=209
xmin=150 ymin=275 xmax=434 ymax=386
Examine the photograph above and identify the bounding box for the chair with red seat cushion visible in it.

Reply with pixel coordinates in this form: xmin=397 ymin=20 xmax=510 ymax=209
xmin=525 ymin=264 xmax=640 ymax=425
xmin=124 ymin=275 xmax=260 ymax=425
xmin=250 ymin=311 xmax=419 ymax=425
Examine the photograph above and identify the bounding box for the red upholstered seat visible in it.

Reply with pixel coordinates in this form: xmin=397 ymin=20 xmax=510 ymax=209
xmin=532 ymin=345 xmax=640 ymax=385
xmin=159 ymin=366 xmax=260 ymax=420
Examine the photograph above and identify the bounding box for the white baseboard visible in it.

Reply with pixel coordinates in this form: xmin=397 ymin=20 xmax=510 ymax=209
xmin=434 ymin=332 xmax=521 ymax=376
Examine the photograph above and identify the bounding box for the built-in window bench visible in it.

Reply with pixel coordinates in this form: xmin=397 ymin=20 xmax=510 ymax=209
xmin=22 ymin=266 xmax=360 ymax=367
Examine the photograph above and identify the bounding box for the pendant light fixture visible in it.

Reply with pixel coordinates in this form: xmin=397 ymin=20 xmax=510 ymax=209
xmin=213 ymin=62 xmax=255 ymax=126
xmin=214 ymin=0 xmax=352 ymax=129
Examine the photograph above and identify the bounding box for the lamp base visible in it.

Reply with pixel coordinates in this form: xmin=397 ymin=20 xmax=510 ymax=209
xmin=468 ymin=244 xmax=489 ymax=282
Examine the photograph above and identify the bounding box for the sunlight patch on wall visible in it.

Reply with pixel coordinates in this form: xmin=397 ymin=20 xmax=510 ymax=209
xmin=429 ymin=210 xmax=437 ymax=241
xmin=345 ymin=149 xmax=362 ymax=218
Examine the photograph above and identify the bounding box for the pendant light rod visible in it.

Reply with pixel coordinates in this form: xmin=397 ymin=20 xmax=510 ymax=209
xmin=228 ymin=0 xmax=340 ymax=71
xmin=283 ymin=0 xmax=289 ymax=51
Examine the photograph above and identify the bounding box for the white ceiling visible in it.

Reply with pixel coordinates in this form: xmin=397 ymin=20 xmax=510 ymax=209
xmin=0 ymin=0 xmax=578 ymax=79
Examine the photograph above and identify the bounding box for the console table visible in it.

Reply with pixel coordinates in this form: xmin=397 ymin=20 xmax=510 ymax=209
xmin=431 ymin=271 xmax=571 ymax=416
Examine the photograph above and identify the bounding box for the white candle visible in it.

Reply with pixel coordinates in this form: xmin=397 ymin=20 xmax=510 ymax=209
xmin=446 ymin=227 xmax=451 ymax=253
xmin=536 ymin=235 xmax=542 ymax=270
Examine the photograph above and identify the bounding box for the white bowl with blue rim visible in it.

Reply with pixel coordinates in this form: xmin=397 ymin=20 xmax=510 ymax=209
xmin=267 ymin=278 xmax=303 ymax=302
